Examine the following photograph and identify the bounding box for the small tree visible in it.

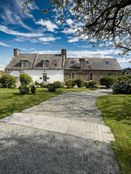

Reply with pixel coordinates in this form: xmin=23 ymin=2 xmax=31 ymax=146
xmin=0 ymin=74 xmax=16 ymax=88
xmin=20 ymin=73 xmax=32 ymax=85
xmin=100 ymin=76 xmax=115 ymax=88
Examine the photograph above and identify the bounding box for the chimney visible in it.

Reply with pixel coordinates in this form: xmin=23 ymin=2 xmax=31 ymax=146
xmin=14 ymin=48 xmax=20 ymax=57
xmin=61 ymin=49 xmax=67 ymax=59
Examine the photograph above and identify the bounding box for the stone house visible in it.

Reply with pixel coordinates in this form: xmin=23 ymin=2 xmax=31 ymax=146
xmin=5 ymin=48 xmax=122 ymax=83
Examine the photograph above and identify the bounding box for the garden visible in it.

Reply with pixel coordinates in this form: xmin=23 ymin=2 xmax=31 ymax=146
xmin=0 ymin=73 xmax=131 ymax=174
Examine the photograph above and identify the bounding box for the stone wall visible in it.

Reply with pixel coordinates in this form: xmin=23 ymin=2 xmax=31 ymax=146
xmin=64 ymin=70 xmax=121 ymax=81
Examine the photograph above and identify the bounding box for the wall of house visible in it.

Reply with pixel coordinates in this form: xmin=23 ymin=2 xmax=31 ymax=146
xmin=64 ymin=70 xmax=121 ymax=81
xmin=10 ymin=70 xmax=64 ymax=83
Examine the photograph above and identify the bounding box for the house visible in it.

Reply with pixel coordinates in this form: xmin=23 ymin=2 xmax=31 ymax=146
xmin=5 ymin=48 xmax=122 ymax=83
xmin=64 ymin=57 xmax=122 ymax=81
xmin=6 ymin=49 xmax=66 ymax=83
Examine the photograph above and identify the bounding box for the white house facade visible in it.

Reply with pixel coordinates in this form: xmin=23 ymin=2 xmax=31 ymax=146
xmin=6 ymin=49 xmax=66 ymax=83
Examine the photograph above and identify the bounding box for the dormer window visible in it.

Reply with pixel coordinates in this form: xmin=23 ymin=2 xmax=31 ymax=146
xmin=21 ymin=60 xmax=29 ymax=67
xmin=42 ymin=60 xmax=49 ymax=67
xmin=105 ymin=61 xmax=112 ymax=65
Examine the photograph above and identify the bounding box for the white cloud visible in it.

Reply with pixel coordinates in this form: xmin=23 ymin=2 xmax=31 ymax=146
xmin=38 ymin=37 xmax=57 ymax=42
xmin=66 ymin=19 xmax=74 ymax=26
xmin=117 ymin=58 xmax=131 ymax=68
xmin=68 ymin=37 xmax=79 ymax=43
xmin=0 ymin=64 xmax=5 ymax=71
xmin=0 ymin=25 xmax=44 ymax=38
xmin=62 ymin=28 xmax=77 ymax=34
xmin=36 ymin=19 xmax=58 ymax=32
xmin=0 ymin=41 xmax=10 ymax=47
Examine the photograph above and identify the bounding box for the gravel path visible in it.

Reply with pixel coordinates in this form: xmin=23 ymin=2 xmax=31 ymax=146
xmin=0 ymin=89 xmax=120 ymax=174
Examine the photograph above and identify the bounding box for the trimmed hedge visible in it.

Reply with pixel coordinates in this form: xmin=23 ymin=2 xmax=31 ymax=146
xmin=65 ymin=80 xmax=75 ymax=88
xmin=74 ymin=79 xmax=84 ymax=87
xmin=85 ymin=80 xmax=97 ymax=88
xmin=20 ymin=73 xmax=32 ymax=85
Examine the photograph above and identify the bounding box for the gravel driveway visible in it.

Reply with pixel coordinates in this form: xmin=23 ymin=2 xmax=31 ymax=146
xmin=0 ymin=89 xmax=120 ymax=174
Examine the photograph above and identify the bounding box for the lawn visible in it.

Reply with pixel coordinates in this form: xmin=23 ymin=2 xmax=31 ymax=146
xmin=0 ymin=87 xmax=88 ymax=119
xmin=97 ymin=94 xmax=131 ymax=174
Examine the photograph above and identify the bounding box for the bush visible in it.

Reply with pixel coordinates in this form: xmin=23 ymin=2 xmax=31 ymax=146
xmin=19 ymin=85 xmax=30 ymax=94
xmin=85 ymin=80 xmax=97 ymax=88
xmin=112 ymin=80 xmax=131 ymax=94
xmin=53 ymin=81 xmax=62 ymax=88
xmin=39 ymin=82 xmax=47 ymax=88
xmin=74 ymin=79 xmax=84 ymax=87
xmin=20 ymin=73 xmax=32 ymax=85
xmin=31 ymin=85 xmax=36 ymax=94
xmin=65 ymin=80 xmax=75 ymax=88
xmin=100 ymin=76 xmax=115 ymax=88
xmin=0 ymin=74 xmax=17 ymax=88
xmin=47 ymin=83 xmax=56 ymax=92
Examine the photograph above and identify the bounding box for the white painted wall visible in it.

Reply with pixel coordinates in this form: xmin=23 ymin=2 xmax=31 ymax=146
xmin=10 ymin=70 xmax=64 ymax=83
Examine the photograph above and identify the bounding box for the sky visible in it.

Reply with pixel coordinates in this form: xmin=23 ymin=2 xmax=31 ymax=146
xmin=0 ymin=0 xmax=131 ymax=70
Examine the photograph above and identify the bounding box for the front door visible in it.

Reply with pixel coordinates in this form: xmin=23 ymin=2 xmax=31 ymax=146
xmin=43 ymin=73 xmax=47 ymax=82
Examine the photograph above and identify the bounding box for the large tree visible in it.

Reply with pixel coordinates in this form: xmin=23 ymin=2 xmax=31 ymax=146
xmin=24 ymin=0 xmax=131 ymax=53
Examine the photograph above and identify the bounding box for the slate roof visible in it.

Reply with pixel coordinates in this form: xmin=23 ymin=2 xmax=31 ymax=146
xmin=64 ymin=58 xmax=122 ymax=71
xmin=6 ymin=53 xmax=63 ymax=70
xmin=6 ymin=52 xmax=122 ymax=71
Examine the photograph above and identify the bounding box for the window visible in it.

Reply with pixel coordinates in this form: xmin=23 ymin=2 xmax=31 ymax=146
xmin=86 ymin=61 xmax=90 ymax=64
xmin=43 ymin=60 xmax=49 ymax=67
xmin=71 ymin=73 xmax=75 ymax=79
xmin=54 ymin=63 xmax=57 ymax=67
xmin=21 ymin=60 xmax=29 ymax=67
xmin=89 ymin=73 xmax=93 ymax=80
xmin=43 ymin=73 xmax=47 ymax=82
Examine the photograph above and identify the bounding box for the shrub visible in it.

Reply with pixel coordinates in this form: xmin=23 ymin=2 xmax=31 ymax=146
xmin=47 ymin=83 xmax=56 ymax=92
xmin=19 ymin=85 xmax=30 ymax=94
xmin=0 ymin=74 xmax=17 ymax=88
xmin=65 ymin=80 xmax=75 ymax=88
xmin=39 ymin=82 xmax=47 ymax=88
xmin=112 ymin=80 xmax=131 ymax=94
xmin=31 ymin=85 xmax=36 ymax=94
xmin=100 ymin=76 xmax=115 ymax=88
xmin=53 ymin=81 xmax=62 ymax=88
xmin=74 ymin=79 xmax=84 ymax=87
xmin=85 ymin=80 xmax=97 ymax=88
xmin=20 ymin=73 xmax=32 ymax=85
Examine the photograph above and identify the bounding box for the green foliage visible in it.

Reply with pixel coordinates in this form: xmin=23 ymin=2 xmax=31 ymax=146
xmin=97 ymin=95 xmax=131 ymax=174
xmin=113 ymin=80 xmax=131 ymax=94
xmin=20 ymin=73 xmax=32 ymax=85
xmin=19 ymin=85 xmax=30 ymax=95
xmin=31 ymin=85 xmax=36 ymax=94
xmin=47 ymin=83 xmax=56 ymax=92
xmin=85 ymin=80 xmax=97 ymax=88
xmin=0 ymin=74 xmax=16 ymax=88
xmin=65 ymin=80 xmax=75 ymax=88
xmin=100 ymin=76 xmax=115 ymax=88
xmin=74 ymin=79 xmax=84 ymax=87
xmin=53 ymin=81 xmax=62 ymax=88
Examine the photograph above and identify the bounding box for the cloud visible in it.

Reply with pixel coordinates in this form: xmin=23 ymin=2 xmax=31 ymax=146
xmin=0 ymin=41 xmax=10 ymax=47
xmin=66 ymin=19 xmax=74 ymax=26
xmin=0 ymin=64 xmax=5 ymax=71
xmin=68 ymin=37 xmax=79 ymax=43
xmin=36 ymin=19 xmax=58 ymax=32
xmin=117 ymin=58 xmax=131 ymax=68
xmin=0 ymin=25 xmax=44 ymax=38
xmin=62 ymin=28 xmax=77 ymax=34
xmin=38 ymin=36 xmax=58 ymax=42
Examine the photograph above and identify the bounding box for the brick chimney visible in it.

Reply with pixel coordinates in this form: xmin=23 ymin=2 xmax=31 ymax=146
xmin=14 ymin=48 xmax=20 ymax=57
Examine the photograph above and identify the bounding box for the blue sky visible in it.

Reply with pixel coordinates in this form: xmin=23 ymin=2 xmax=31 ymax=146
xmin=0 ymin=0 xmax=131 ymax=70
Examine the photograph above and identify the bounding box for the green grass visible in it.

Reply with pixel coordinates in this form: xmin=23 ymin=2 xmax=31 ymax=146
xmin=0 ymin=87 xmax=88 ymax=119
xmin=97 ymin=94 xmax=131 ymax=174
